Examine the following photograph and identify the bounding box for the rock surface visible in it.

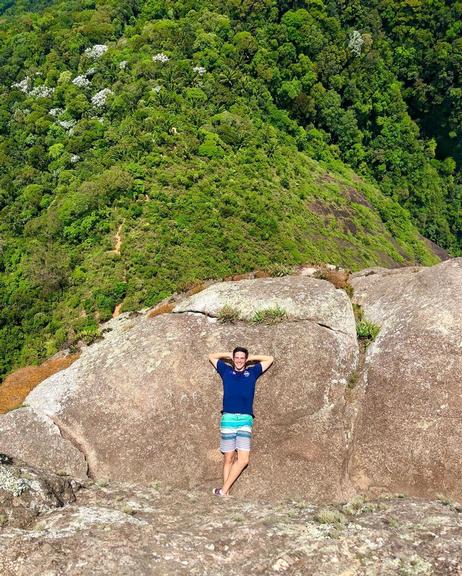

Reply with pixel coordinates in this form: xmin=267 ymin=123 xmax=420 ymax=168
xmin=1 ymin=276 xmax=358 ymax=502
xmin=173 ymin=276 xmax=356 ymax=334
xmin=0 ymin=455 xmax=79 ymax=530
xmin=0 ymin=260 xmax=462 ymax=505
xmin=349 ymin=258 xmax=462 ymax=501
xmin=0 ymin=407 xmax=87 ymax=478
xmin=0 ymin=459 xmax=461 ymax=576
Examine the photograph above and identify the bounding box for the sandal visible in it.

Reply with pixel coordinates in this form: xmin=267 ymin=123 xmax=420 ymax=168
xmin=212 ymin=487 xmax=227 ymax=497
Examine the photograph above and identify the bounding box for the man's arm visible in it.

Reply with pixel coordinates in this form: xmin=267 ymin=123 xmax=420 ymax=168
xmin=247 ymin=354 xmax=274 ymax=373
xmin=208 ymin=352 xmax=232 ymax=369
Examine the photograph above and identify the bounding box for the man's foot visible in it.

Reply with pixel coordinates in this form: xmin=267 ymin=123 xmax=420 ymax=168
xmin=212 ymin=487 xmax=228 ymax=497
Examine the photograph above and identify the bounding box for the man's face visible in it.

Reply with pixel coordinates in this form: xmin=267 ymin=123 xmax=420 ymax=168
xmin=233 ymin=351 xmax=247 ymax=371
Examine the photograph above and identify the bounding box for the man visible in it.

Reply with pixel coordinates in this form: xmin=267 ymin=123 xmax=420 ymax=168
xmin=208 ymin=347 xmax=274 ymax=497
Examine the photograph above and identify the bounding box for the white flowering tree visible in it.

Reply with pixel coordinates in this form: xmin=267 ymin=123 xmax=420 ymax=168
xmin=11 ymin=77 xmax=30 ymax=93
xmin=152 ymin=52 xmax=170 ymax=63
xmin=84 ymin=44 xmax=108 ymax=59
xmin=72 ymin=75 xmax=90 ymax=88
xmin=193 ymin=65 xmax=206 ymax=75
xmin=348 ymin=31 xmax=364 ymax=57
xmin=91 ymin=88 xmax=113 ymax=108
xmin=30 ymin=86 xmax=55 ymax=98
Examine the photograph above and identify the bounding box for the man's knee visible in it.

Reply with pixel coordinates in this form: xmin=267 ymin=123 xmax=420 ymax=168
xmin=237 ymin=450 xmax=250 ymax=466
xmin=224 ymin=450 xmax=236 ymax=463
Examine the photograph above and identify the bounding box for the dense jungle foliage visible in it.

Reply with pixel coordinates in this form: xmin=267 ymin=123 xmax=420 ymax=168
xmin=0 ymin=0 xmax=461 ymax=379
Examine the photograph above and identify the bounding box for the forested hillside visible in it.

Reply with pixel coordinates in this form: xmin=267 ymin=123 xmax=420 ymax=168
xmin=0 ymin=0 xmax=460 ymax=379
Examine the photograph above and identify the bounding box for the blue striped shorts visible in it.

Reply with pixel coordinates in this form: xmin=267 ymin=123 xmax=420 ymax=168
xmin=220 ymin=413 xmax=254 ymax=452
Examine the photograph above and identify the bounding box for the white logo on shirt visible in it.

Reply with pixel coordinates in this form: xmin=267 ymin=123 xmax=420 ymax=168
xmin=244 ymin=371 xmax=250 ymax=377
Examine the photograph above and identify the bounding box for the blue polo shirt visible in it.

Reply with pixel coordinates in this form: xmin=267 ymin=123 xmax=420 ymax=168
xmin=216 ymin=360 xmax=263 ymax=417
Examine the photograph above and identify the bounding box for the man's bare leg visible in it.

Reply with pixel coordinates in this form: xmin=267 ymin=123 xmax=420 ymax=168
xmin=221 ymin=450 xmax=250 ymax=495
xmin=223 ymin=450 xmax=236 ymax=484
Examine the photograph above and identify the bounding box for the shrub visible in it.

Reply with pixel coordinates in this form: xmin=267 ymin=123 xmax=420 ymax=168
xmin=265 ymin=263 xmax=294 ymax=277
xmin=73 ymin=317 xmax=101 ymax=345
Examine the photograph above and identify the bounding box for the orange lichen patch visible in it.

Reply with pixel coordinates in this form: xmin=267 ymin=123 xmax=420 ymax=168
xmin=315 ymin=266 xmax=351 ymax=290
xmin=185 ymin=283 xmax=207 ymax=297
xmin=147 ymin=302 xmax=175 ymax=318
xmin=113 ymin=303 xmax=122 ymax=318
xmin=0 ymin=355 xmax=80 ymax=414
xmin=254 ymin=270 xmax=271 ymax=279
xmin=223 ymin=273 xmax=253 ymax=281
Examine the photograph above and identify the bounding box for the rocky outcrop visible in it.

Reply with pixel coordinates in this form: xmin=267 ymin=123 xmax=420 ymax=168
xmin=0 ymin=454 xmax=79 ymax=530
xmin=0 ymin=276 xmax=358 ymax=502
xmin=0 ymin=461 xmax=461 ymax=576
xmin=349 ymin=258 xmax=462 ymax=500
xmin=0 ymin=259 xmax=461 ymax=504
xmin=173 ymin=276 xmax=355 ymax=334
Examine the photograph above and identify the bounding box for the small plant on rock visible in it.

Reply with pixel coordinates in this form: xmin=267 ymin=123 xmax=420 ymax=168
xmin=121 ymin=503 xmax=136 ymax=516
xmin=383 ymin=515 xmax=399 ymax=528
xmin=217 ymin=305 xmax=240 ymax=323
xmin=436 ymin=494 xmax=462 ymax=512
xmin=343 ymin=283 xmax=354 ymax=298
xmin=150 ymin=480 xmax=161 ymax=491
xmin=342 ymin=495 xmax=388 ymax=516
xmin=314 ymin=508 xmax=347 ymax=526
xmin=356 ymin=319 xmax=380 ymax=345
xmin=252 ymin=306 xmax=288 ymax=324
xmin=354 ymin=303 xmax=380 ymax=345
xmin=347 ymin=370 xmax=359 ymax=390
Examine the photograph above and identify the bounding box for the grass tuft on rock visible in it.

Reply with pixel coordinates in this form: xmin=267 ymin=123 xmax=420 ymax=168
xmin=252 ymin=306 xmax=288 ymax=324
xmin=313 ymin=508 xmax=347 ymax=526
xmin=217 ymin=305 xmax=241 ymax=324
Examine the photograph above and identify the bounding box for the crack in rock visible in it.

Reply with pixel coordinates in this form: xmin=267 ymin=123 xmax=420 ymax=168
xmin=171 ymin=309 xmax=352 ymax=336
xmin=340 ymin=339 xmax=370 ymax=493
xmin=47 ymin=415 xmax=94 ymax=479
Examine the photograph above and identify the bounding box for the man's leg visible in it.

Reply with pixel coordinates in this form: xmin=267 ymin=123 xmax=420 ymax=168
xmin=223 ymin=450 xmax=236 ymax=484
xmin=221 ymin=450 xmax=250 ymax=495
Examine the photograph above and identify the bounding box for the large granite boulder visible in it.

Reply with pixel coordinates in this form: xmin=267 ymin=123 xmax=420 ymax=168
xmin=2 ymin=260 xmax=462 ymax=504
xmin=0 ymin=277 xmax=358 ymax=502
xmin=349 ymin=258 xmax=462 ymax=500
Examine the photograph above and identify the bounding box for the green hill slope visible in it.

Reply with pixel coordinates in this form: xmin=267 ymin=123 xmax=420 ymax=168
xmin=0 ymin=0 xmax=459 ymax=378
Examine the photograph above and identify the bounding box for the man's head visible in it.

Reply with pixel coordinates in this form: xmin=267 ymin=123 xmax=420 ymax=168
xmin=232 ymin=346 xmax=248 ymax=371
